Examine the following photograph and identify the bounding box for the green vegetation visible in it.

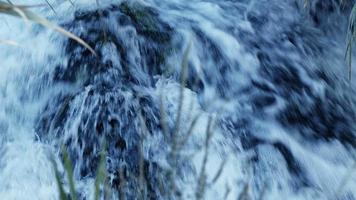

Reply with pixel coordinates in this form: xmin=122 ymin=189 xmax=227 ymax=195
xmin=51 ymin=145 xmax=107 ymax=200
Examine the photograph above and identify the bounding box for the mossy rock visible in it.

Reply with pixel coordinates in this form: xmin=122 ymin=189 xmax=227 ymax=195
xmin=118 ymin=1 xmax=175 ymax=75
xmin=118 ymin=1 xmax=173 ymax=43
xmin=56 ymin=2 xmax=176 ymax=86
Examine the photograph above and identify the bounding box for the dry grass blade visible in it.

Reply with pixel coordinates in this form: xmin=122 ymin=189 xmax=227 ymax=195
xmin=118 ymin=168 xmax=127 ymax=200
xmin=346 ymin=3 xmax=356 ymax=81
xmin=44 ymin=0 xmax=57 ymax=14
xmin=94 ymin=141 xmax=107 ymax=200
xmin=0 ymin=39 xmax=20 ymax=46
xmin=62 ymin=146 xmax=77 ymax=200
xmin=11 ymin=5 xmax=28 ymax=23
xmin=237 ymin=182 xmax=251 ymax=200
xmin=159 ymin=93 xmax=169 ymax=139
xmin=138 ymin=112 xmax=148 ymax=199
xmin=67 ymin=0 xmax=74 ymax=6
xmin=172 ymin=41 xmax=192 ymax=136
xmin=211 ymin=158 xmax=227 ymax=184
xmin=50 ymin=155 xmax=68 ymax=200
xmin=176 ymin=113 xmax=201 ymax=150
xmin=195 ymin=116 xmax=214 ymax=200
xmin=0 ymin=1 xmax=96 ymax=55
xmin=224 ymin=184 xmax=231 ymax=200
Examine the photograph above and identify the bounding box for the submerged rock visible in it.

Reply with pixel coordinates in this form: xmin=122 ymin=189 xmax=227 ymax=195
xmin=32 ymin=0 xmax=356 ymax=199
xmin=37 ymin=2 xmax=180 ymax=199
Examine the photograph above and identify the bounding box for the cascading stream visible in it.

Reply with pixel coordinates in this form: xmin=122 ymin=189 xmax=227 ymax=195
xmin=0 ymin=0 xmax=355 ymax=199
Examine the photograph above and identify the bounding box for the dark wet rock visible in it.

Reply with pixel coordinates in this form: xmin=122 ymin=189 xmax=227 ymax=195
xmin=221 ymin=115 xmax=263 ymax=150
xmin=251 ymin=80 xmax=275 ymax=93
xmin=32 ymin=0 xmax=356 ymax=199
xmin=183 ymin=63 xmax=205 ymax=93
xmin=251 ymin=94 xmax=276 ymax=109
xmin=241 ymin=134 xmax=265 ymax=150
xmin=278 ymin=87 xmax=356 ymax=147
xmin=193 ymin=28 xmax=239 ymax=99
xmin=307 ymin=0 xmax=354 ymax=27
xmin=221 ymin=115 xmax=312 ymax=189
xmin=54 ymin=2 xmax=175 ymax=87
xmin=247 ymin=11 xmax=268 ymax=30
xmin=119 ymin=2 xmax=173 ymax=43
xmin=259 ymin=60 xmax=311 ymax=97
xmin=286 ymin=25 xmax=324 ymax=55
xmin=37 ymin=84 xmax=166 ymax=198
xmin=36 ymin=93 xmax=74 ymax=139
xmin=117 ymin=1 xmax=175 ymax=76
xmin=272 ymin=142 xmax=310 ymax=188
xmin=36 ymin=2 xmax=184 ymax=199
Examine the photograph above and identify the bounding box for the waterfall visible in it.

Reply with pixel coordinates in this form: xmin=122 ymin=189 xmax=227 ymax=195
xmin=0 ymin=0 xmax=355 ymax=199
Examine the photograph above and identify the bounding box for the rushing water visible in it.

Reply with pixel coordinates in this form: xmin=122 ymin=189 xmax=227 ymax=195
xmin=0 ymin=0 xmax=356 ymax=199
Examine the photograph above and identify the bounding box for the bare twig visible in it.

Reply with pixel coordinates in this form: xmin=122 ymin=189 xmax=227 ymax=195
xmin=118 ymin=167 xmax=127 ymax=200
xmin=176 ymin=113 xmax=201 ymax=150
xmin=172 ymin=41 xmax=192 ymax=136
xmin=195 ymin=116 xmax=214 ymax=200
xmin=224 ymin=184 xmax=231 ymax=200
xmin=62 ymin=146 xmax=77 ymax=200
xmin=211 ymin=158 xmax=227 ymax=184
xmin=44 ymin=0 xmax=56 ymax=14
xmin=237 ymin=182 xmax=251 ymax=200
xmin=94 ymin=141 xmax=107 ymax=200
xmin=159 ymin=93 xmax=170 ymax=139
xmin=138 ymin=112 xmax=148 ymax=200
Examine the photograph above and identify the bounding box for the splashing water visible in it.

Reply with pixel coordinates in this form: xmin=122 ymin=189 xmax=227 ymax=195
xmin=0 ymin=0 xmax=356 ymax=199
